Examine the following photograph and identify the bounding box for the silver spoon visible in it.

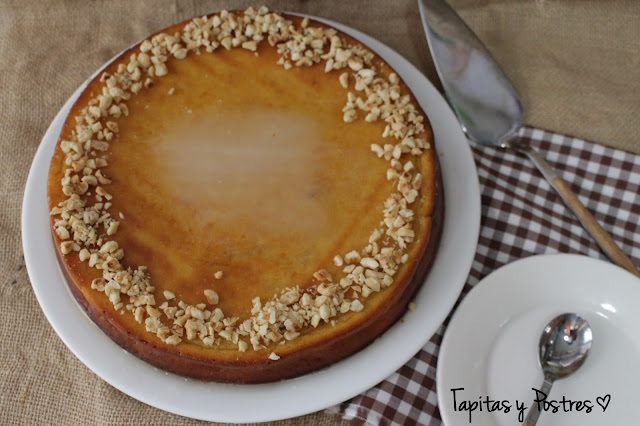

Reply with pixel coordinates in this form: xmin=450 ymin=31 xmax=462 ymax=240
xmin=523 ymin=313 xmax=593 ymax=426
xmin=418 ymin=0 xmax=640 ymax=278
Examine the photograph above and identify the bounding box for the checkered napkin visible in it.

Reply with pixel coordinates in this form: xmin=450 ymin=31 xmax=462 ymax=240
xmin=327 ymin=127 xmax=640 ymax=425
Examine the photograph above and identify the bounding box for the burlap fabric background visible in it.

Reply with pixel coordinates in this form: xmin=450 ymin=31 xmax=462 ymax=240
xmin=1 ymin=1 xmax=639 ymax=424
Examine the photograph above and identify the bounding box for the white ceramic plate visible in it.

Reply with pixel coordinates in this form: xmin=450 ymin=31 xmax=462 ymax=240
xmin=438 ymin=254 xmax=640 ymax=426
xmin=22 ymin=15 xmax=480 ymax=423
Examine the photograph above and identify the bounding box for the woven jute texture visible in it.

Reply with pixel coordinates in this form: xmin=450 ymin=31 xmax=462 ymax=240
xmin=1 ymin=1 xmax=639 ymax=425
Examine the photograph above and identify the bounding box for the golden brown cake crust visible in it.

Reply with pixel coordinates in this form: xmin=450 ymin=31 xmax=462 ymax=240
xmin=48 ymin=10 xmax=443 ymax=383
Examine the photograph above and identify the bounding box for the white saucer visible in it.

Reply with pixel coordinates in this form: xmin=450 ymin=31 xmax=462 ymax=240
xmin=21 ymin=15 xmax=480 ymax=424
xmin=437 ymin=254 xmax=640 ymax=426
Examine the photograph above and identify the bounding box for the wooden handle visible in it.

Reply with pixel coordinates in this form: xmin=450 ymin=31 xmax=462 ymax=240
xmin=550 ymin=176 xmax=640 ymax=277
xmin=514 ymin=142 xmax=640 ymax=278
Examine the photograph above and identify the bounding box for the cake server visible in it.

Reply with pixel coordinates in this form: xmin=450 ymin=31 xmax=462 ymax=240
xmin=418 ymin=0 xmax=640 ymax=277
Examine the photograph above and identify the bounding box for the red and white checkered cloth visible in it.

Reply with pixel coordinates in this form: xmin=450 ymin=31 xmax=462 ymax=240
xmin=329 ymin=126 xmax=640 ymax=425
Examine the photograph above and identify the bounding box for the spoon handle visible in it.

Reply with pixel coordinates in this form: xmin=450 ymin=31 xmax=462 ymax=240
xmin=508 ymin=138 xmax=640 ymax=278
xmin=523 ymin=376 xmax=554 ymax=426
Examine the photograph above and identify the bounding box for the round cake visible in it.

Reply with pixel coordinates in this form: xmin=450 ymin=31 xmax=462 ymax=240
xmin=47 ymin=7 xmax=443 ymax=383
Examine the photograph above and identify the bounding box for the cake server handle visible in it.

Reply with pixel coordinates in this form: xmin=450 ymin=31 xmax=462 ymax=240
xmin=507 ymin=136 xmax=640 ymax=278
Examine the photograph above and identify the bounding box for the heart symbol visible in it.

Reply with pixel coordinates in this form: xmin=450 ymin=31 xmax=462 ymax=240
xmin=596 ymin=394 xmax=611 ymax=412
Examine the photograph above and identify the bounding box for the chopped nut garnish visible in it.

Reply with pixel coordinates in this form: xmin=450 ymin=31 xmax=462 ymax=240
xmin=370 ymin=144 xmax=384 ymax=158
xmin=268 ymin=352 xmax=280 ymax=360
xmin=154 ymin=62 xmax=168 ymax=76
xmin=165 ymin=335 xmax=181 ymax=345
xmin=350 ymin=300 xmax=364 ymax=312
xmin=408 ymin=301 xmax=417 ymax=311
xmin=364 ymin=277 xmax=381 ymax=292
xmin=339 ymin=72 xmax=349 ymax=88
xmin=106 ymin=220 xmax=119 ymax=236
xmin=78 ymin=248 xmax=90 ymax=262
xmin=360 ymin=257 xmax=379 ymax=269
xmin=204 ymin=289 xmax=219 ymax=305
xmin=344 ymin=250 xmax=361 ymax=264
xmin=60 ymin=241 xmax=74 ymax=255
xmin=134 ymin=306 xmax=144 ymax=323
xmin=343 ymin=109 xmax=357 ymax=123
xmin=242 ymin=40 xmax=258 ymax=51
xmin=50 ymin=7 xmax=431 ymax=353
xmin=313 ymin=269 xmax=332 ymax=282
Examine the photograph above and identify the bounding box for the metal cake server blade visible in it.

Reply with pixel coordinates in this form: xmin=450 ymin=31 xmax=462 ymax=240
xmin=418 ymin=0 xmax=640 ymax=277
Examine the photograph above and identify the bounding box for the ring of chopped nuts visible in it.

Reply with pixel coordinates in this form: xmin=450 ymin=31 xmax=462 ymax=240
xmin=50 ymin=7 xmax=431 ymax=358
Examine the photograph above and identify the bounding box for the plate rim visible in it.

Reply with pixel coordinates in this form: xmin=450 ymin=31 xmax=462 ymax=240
xmin=22 ymin=13 xmax=480 ymax=423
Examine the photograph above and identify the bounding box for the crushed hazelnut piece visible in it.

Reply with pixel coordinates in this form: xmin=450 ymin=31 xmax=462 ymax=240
xmin=345 ymin=250 xmax=361 ymax=264
xmin=155 ymin=62 xmax=168 ymax=76
xmin=350 ymin=300 xmax=364 ymax=312
xmin=313 ymin=269 xmax=332 ymax=282
xmin=360 ymin=257 xmax=379 ymax=269
xmin=60 ymin=241 xmax=74 ymax=255
xmin=339 ymin=72 xmax=349 ymax=88
xmin=78 ymin=248 xmax=90 ymax=262
xmin=371 ymin=144 xmax=384 ymax=158
xmin=204 ymin=289 xmax=219 ymax=305
xmin=343 ymin=109 xmax=357 ymax=123
xmin=242 ymin=40 xmax=258 ymax=51
xmin=165 ymin=335 xmax=181 ymax=345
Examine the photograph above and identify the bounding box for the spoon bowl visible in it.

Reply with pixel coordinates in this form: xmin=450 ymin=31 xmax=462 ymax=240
xmin=524 ymin=313 xmax=593 ymax=425
xmin=539 ymin=313 xmax=593 ymax=379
